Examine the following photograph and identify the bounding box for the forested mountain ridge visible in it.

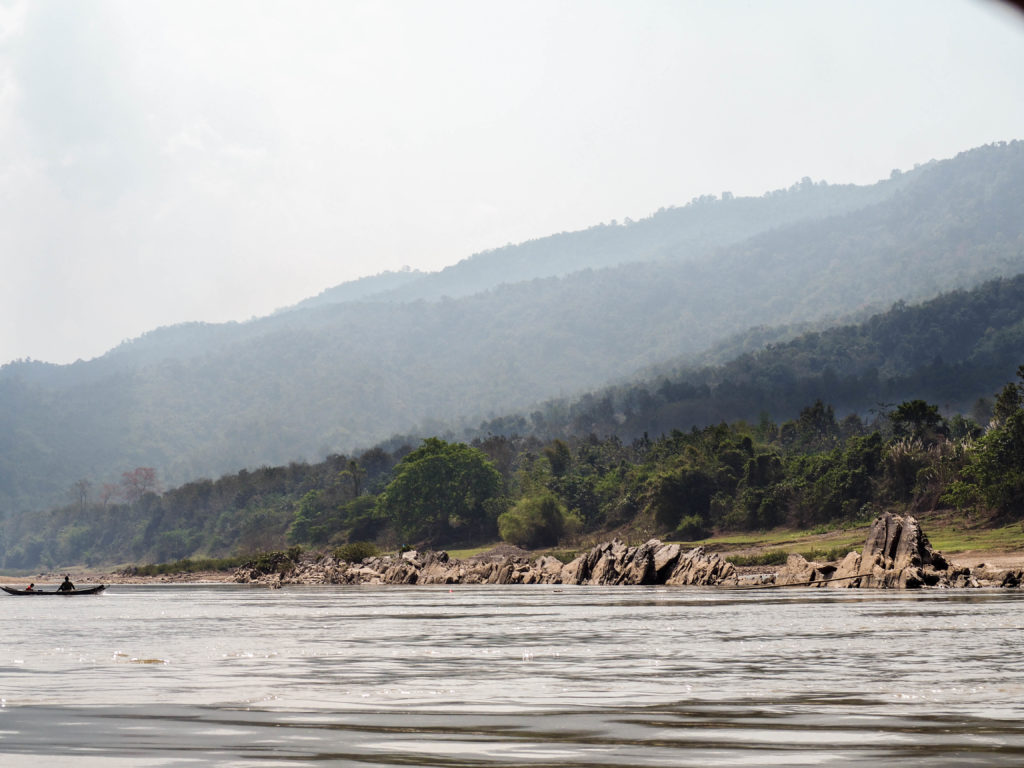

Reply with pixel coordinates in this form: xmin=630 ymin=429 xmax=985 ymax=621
xmin=1 ymin=141 xmax=1022 ymax=516
xmin=306 ymin=170 xmax=916 ymax=306
xmin=497 ymin=274 xmax=1024 ymax=442
xmin=4 ymin=263 xmax=1024 ymax=569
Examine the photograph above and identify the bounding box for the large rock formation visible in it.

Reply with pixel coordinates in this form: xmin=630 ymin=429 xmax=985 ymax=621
xmin=857 ymin=512 xmax=948 ymax=587
xmin=233 ymin=538 xmax=737 ymax=587
xmin=763 ymin=512 xmax=1023 ymax=589
xmin=764 ymin=512 xmax=955 ymax=589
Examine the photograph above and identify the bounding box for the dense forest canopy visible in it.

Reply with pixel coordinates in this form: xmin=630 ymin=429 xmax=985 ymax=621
xmin=1 ymin=141 xmax=1022 ymax=524
xmin=6 ymin=365 xmax=1024 ymax=571
xmin=3 ymin=274 xmax=1024 ymax=570
xmin=495 ymin=274 xmax=1024 ymax=443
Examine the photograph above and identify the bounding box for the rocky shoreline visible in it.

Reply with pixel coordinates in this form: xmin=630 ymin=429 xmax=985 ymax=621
xmin=230 ymin=512 xmax=1024 ymax=590
xmin=23 ymin=512 xmax=1023 ymax=590
xmin=233 ymin=538 xmax=738 ymax=587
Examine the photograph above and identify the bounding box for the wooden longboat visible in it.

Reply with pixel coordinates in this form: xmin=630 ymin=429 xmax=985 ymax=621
xmin=2 ymin=585 xmax=106 ymax=596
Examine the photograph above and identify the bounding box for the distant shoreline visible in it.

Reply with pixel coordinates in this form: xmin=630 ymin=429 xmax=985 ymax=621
xmin=7 ymin=547 xmax=1024 ymax=589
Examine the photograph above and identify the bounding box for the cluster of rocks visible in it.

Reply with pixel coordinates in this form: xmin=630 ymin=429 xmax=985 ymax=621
xmin=232 ymin=512 xmax=1023 ymax=590
xmin=767 ymin=511 xmax=1023 ymax=589
xmin=233 ymin=538 xmax=737 ymax=587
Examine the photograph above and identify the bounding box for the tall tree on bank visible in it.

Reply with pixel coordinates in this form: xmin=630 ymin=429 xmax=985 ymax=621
xmin=375 ymin=438 xmax=505 ymax=545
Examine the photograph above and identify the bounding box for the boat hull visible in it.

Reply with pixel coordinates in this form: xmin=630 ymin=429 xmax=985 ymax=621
xmin=2 ymin=585 xmax=106 ymax=596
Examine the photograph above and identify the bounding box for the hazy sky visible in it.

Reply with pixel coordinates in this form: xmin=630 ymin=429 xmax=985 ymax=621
xmin=1 ymin=0 xmax=1022 ymax=365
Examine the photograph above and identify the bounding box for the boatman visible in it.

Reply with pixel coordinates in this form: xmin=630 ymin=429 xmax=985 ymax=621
xmin=25 ymin=583 xmax=34 ymax=591
xmin=57 ymin=575 xmax=75 ymax=592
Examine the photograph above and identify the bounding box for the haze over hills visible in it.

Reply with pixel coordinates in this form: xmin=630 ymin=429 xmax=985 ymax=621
xmin=6 ymin=272 xmax=1024 ymax=570
xmin=1 ymin=141 xmax=1023 ymax=515
xmin=289 ymin=167 xmax=915 ymax=309
xmin=502 ymin=273 xmax=1024 ymax=443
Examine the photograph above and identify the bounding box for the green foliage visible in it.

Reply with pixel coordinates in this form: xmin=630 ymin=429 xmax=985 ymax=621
xmin=781 ymin=400 xmax=840 ymax=453
xmin=543 ymin=440 xmax=572 ymax=477
xmin=498 ymin=494 xmax=580 ymax=549
xmin=128 ymin=547 xmax=301 ymax=578
xmin=993 ymin=379 xmax=1023 ymax=426
xmin=971 ymin=410 xmax=1024 ymax=515
xmin=673 ymin=514 xmax=708 ymax=540
xmin=0 ymin=451 xmax=393 ymax=570
xmin=939 ymin=480 xmax=982 ymax=511
xmin=375 ymin=438 xmax=504 ymax=545
xmin=533 ymin=273 xmax=1024 ymax=450
xmin=339 ymin=496 xmax=384 ymax=542
xmin=126 ymin=553 xmax=254 ymax=576
xmin=4 ymin=142 xmax=1024 ymax=523
xmin=890 ymin=400 xmax=946 ymax=444
xmin=242 ymin=546 xmax=302 ymax=576
xmin=11 ymin=365 xmax=1024 ymax=571
xmin=644 ymin=469 xmax=715 ymax=532
xmin=730 ymin=549 xmax=789 ymax=567
xmin=333 ymin=541 xmax=380 ymax=563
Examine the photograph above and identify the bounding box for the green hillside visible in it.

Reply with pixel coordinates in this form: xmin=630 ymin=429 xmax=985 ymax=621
xmin=512 ymin=274 xmax=1024 ymax=441
xmin=1 ymin=141 xmax=1022 ymax=517
xmin=3 ymin=273 xmax=1024 ymax=569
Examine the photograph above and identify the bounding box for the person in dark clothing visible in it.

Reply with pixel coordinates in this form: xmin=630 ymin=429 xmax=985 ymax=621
xmin=57 ymin=576 xmax=75 ymax=592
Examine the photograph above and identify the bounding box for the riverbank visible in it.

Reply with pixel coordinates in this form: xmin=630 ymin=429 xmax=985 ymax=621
xmin=9 ymin=510 xmax=1024 ymax=587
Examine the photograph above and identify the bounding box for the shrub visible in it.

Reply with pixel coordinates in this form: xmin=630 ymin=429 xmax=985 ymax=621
xmin=729 ymin=549 xmax=789 ymax=567
xmin=334 ymin=541 xmax=380 ymax=563
xmin=498 ymin=494 xmax=580 ymax=549
xmin=673 ymin=514 xmax=708 ymax=541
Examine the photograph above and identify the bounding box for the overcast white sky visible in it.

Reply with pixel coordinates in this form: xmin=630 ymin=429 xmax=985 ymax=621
xmin=1 ymin=0 xmax=1022 ymax=365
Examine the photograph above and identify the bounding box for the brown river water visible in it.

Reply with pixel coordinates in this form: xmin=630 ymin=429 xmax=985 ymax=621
xmin=1 ymin=584 xmax=1023 ymax=766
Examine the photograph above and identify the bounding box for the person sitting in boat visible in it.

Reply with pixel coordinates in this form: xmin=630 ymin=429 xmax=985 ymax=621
xmin=25 ymin=583 xmax=35 ymax=591
xmin=57 ymin=576 xmax=75 ymax=592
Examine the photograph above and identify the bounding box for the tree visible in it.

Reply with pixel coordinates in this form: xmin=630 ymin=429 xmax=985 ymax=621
xmin=339 ymin=460 xmax=366 ymax=498
xmin=498 ymin=493 xmax=580 ymax=548
xmin=70 ymin=479 xmax=91 ymax=513
xmin=375 ymin=438 xmax=503 ymax=545
xmin=644 ymin=469 xmax=715 ymax=532
xmin=890 ymin=400 xmax=946 ymax=444
xmin=98 ymin=482 xmax=119 ymax=506
xmin=121 ymin=467 xmax=158 ymax=504
xmin=969 ymin=372 xmax=1024 ymax=515
xmin=970 ymin=410 xmax=1024 ymax=515
xmin=543 ymin=439 xmax=572 ymax=477
xmin=781 ymin=400 xmax=839 ymax=452
xmin=287 ymin=490 xmax=329 ymax=544
xmin=992 ymin=376 xmax=1023 ymax=427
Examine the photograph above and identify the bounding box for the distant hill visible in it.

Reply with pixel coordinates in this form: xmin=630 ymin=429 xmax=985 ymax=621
xmin=499 ymin=274 xmax=1024 ymax=441
xmin=6 ymin=271 xmax=1024 ymax=571
xmin=318 ymin=171 xmax=914 ymax=304
xmin=286 ymin=268 xmax=426 ymax=312
xmin=1 ymin=141 xmax=1022 ymax=514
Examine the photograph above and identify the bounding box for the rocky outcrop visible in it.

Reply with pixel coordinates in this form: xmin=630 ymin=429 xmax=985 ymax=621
xmin=858 ymin=512 xmax=950 ymax=588
xmin=830 ymin=551 xmax=864 ymax=587
xmin=754 ymin=512 xmax=1024 ymax=589
xmin=232 ymin=538 xmax=737 ymax=587
xmin=231 ymin=514 xmax=1024 ymax=590
xmin=753 ymin=513 xmax=958 ymax=589
xmin=773 ymin=553 xmax=837 ymax=587
xmin=550 ymin=540 xmax=735 ymax=587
